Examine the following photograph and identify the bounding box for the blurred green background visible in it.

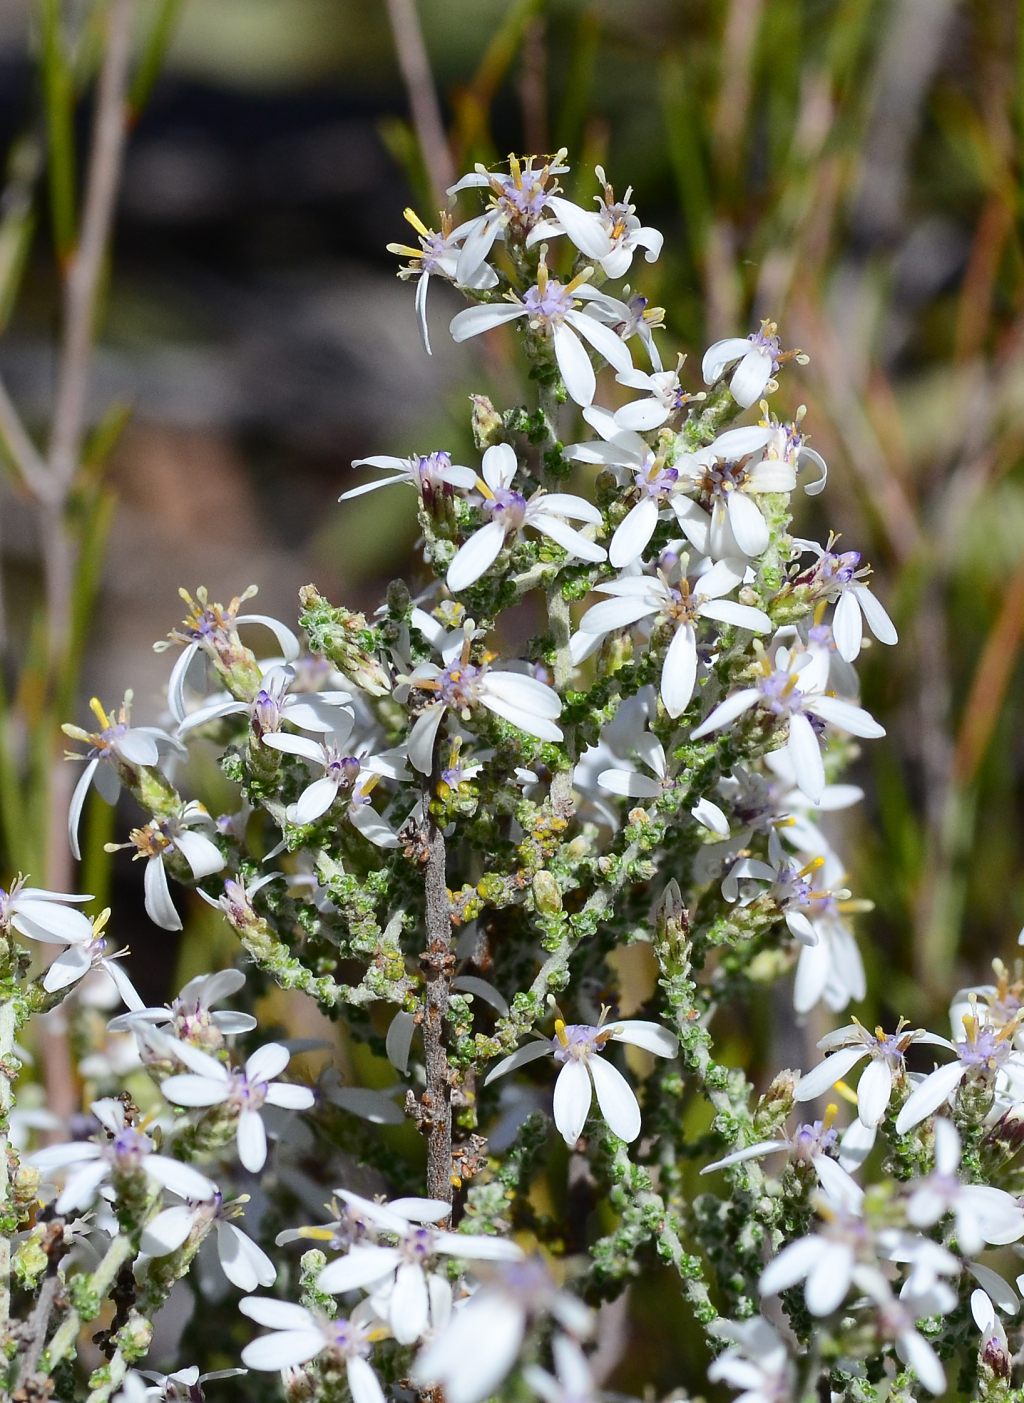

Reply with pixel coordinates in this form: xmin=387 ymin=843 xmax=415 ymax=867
xmin=3 ymin=0 xmax=1024 ymax=1388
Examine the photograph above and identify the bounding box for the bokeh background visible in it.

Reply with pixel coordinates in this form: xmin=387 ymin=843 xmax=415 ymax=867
xmin=3 ymin=0 xmax=1024 ymax=1390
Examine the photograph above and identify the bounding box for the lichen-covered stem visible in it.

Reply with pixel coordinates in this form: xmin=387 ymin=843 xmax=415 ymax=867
xmin=0 ymin=999 xmax=16 ymax=1327
xmin=422 ymin=786 xmax=454 ymax=1209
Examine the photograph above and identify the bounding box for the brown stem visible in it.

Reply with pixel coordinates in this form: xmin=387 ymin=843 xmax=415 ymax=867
xmin=384 ymin=0 xmax=455 ymax=212
xmin=421 ymin=784 xmax=453 ymax=1210
xmin=48 ymin=0 xmax=135 ymax=495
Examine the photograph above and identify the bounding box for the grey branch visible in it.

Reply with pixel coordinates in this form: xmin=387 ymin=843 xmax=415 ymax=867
xmin=385 ymin=0 xmax=455 ymax=211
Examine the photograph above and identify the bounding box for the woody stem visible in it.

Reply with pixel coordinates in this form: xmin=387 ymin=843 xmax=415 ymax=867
xmin=422 ymin=778 xmax=453 ymax=1211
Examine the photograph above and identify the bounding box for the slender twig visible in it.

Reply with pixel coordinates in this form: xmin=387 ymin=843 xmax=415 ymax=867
xmin=421 ymin=781 xmax=454 ymax=1210
xmin=0 ymin=371 xmax=50 ymax=500
xmin=48 ymin=0 xmax=135 ymax=494
xmin=384 ymin=0 xmax=455 ymax=211
xmin=16 ymin=1273 xmax=61 ymax=1387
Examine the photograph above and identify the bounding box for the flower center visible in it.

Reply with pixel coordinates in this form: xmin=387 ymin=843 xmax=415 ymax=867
xmin=110 ymin=1125 xmax=152 ymax=1168
xmin=231 ymin=1071 xmax=268 ymax=1111
xmin=485 ymin=487 xmax=528 ymax=529
xmin=436 ymin=661 xmax=483 ymax=710
xmin=522 ymin=279 xmax=575 ymax=325
xmin=326 ymin=1318 xmax=370 ymax=1361
xmin=551 ymin=1023 xmax=610 ymax=1063
xmin=402 ymin=1227 xmax=436 ymax=1263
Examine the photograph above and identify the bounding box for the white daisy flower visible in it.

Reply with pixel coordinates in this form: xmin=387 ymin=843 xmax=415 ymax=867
xmin=316 ymin=1190 xmax=523 ymax=1345
xmin=160 ymin=1040 xmax=315 ymax=1173
xmin=405 ymin=640 xmax=563 ymax=774
xmin=108 ymin=967 xmax=257 ymax=1042
xmin=63 ymin=694 xmax=187 ymax=860
xmin=485 ymin=1012 xmax=677 ymax=1146
xmin=523 ymin=1333 xmax=598 ymax=1403
xmin=858 ymin=1273 xmax=951 ymax=1397
xmin=447 ymin=443 xmax=606 ymax=592
xmin=905 ymin=1118 xmax=1024 ymax=1254
xmin=113 ymin=804 xmax=226 ymax=933
xmin=41 ymin=906 xmax=144 ymax=1005
xmin=706 ymin=1316 xmax=795 ymax=1403
xmin=0 ymin=875 xmax=93 ymax=947
xmin=448 ymin=151 xmax=571 ymax=285
xmin=671 ymin=425 xmax=786 ymax=561
xmin=525 ymin=166 xmax=663 ymax=279
xmin=387 ymin=208 xmax=499 ymax=353
xmin=122 ymin=1366 xmax=246 ymax=1403
xmin=341 ymin=448 xmax=479 ymax=501
xmin=159 ymin=587 xmax=300 ymax=727
xmin=176 ymin=662 xmax=353 ymax=741
xmin=691 ymin=642 xmax=885 ymax=806
xmin=611 ymin=357 xmax=701 ymax=432
xmin=260 ymin=731 xmax=406 ymax=844
xmin=795 ymin=1019 xmax=947 ymax=1129
xmin=792 ymin=537 xmax=898 ymax=663
xmin=31 ymin=1097 xmax=216 ymax=1214
xmin=449 ymin=259 xmax=633 ymax=408
xmin=413 ymin=1258 xmax=593 ymax=1403
xmin=142 ymin=1189 xmax=276 ymax=1292
xmin=702 ymin=320 xmax=806 ymax=408
xmin=240 ymin=1297 xmax=385 ymax=1403
xmin=578 ymin=559 xmax=770 ymax=717
xmin=700 ymin=1107 xmax=839 ymax=1177
xmin=894 ymin=1008 xmax=1024 ymax=1136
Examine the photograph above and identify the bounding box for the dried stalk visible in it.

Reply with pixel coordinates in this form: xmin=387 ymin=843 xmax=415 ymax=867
xmin=384 ymin=0 xmax=455 ymax=211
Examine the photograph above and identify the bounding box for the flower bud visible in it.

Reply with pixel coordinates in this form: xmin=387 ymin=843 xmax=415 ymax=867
xmin=533 ymin=870 xmax=562 ymax=914
xmin=471 ymin=394 xmax=504 ymax=449
xmin=299 ymin=586 xmax=391 ymax=696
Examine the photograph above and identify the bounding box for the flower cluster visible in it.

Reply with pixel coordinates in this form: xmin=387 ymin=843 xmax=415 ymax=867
xmin=9 ymin=148 xmax=1022 ymax=1403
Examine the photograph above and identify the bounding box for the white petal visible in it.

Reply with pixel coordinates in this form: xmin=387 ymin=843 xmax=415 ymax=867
xmin=726 ymin=491 xmax=770 ymax=556
xmin=318 ymin=1247 xmax=402 ymax=1294
xmin=553 ymin=1059 xmax=592 ymax=1146
xmin=538 ymin=491 xmax=602 ymax=524
xmin=217 ymin=1221 xmax=277 ymax=1290
xmin=805 ymin=1241 xmax=854 ymax=1315
xmin=236 ymin=614 xmax=300 ymax=663
xmin=413 ymin=1293 xmax=524 ymax=1403
xmin=292 ymin=775 xmax=342 ymax=825
xmin=804 ymin=695 xmax=885 ymax=739
xmin=701 ymin=338 xmax=753 ymax=384
xmin=173 ymin=830 xmax=225 ymax=880
xmin=610 ymin=1021 xmax=677 ymax=1057
xmin=853 ymin=585 xmax=898 ymax=645
xmin=837 ymin=1118 xmax=877 ymax=1172
xmin=482 ymin=671 xmax=562 ymax=717
xmin=433 ymin=1232 xmax=522 ymax=1262
xmin=760 ymin=1235 xmax=825 ymax=1295
xmin=566 ymin=310 xmax=634 ymax=375
xmin=484 ymin=1040 xmax=551 ymax=1085
xmin=706 ymin=425 xmax=774 ymax=461
xmin=661 ymin=623 xmax=698 ymax=718
xmin=479 ymin=695 xmax=563 ymax=743
xmin=454 ymin=213 xmax=503 ymax=285
xmin=56 ymin=1158 xmax=112 ymax=1213
xmin=482 ymin=443 xmax=518 ymax=492
xmin=970 ymin=1264 xmax=1018 ymax=1314
xmin=408 ymin=705 xmax=446 ymax=775
xmin=552 ymin=324 xmax=595 ymax=407
xmin=832 ymin=589 xmax=863 ymax=662
xmin=142 ymin=1205 xmax=196 ymax=1256
xmin=42 ymin=946 xmax=92 ymax=992
xmin=788 ymin=713 xmax=825 ymax=805
xmin=347 ymin=1356 xmax=386 ymax=1403
xmin=691 ymin=797 xmax=730 ymax=835
xmin=387 ymin=1011 xmax=416 ymax=1074
xmin=241 ymin=1331 xmax=324 ymax=1372
xmin=794 ymin=1047 xmax=868 ymax=1101
xmin=68 ymin=759 xmax=100 ymax=862
xmin=168 ymin=642 xmax=201 ymax=723
xmin=933 ymin=1116 xmax=961 ymax=1176
xmin=588 ymin=1054 xmax=641 ymax=1142
xmin=245 ymin=1042 xmax=291 ymax=1082
xmin=598 ymin=769 xmax=662 ymax=799
xmin=116 ymin=730 xmax=160 ymax=766
xmin=447 ymin=520 xmax=508 ymax=592
xmin=580 ymin=594 xmax=656 ymax=633
xmin=264 ymin=1082 xmax=315 ymax=1109
xmin=900 ymin=1330 xmax=946 ymax=1396
xmin=856 ymin=1058 xmax=893 ymax=1127
xmin=701 ymin=1140 xmax=789 ymax=1174
xmin=240 ymin=1298 xmax=317 ymax=1329
xmin=545 ymin=198 xmax=612 ymax=258
xmin=450 ymin=302 xmax=526 ymax=342
xmin=728 ymin=347 xmax=774 ymax=408
xmin=690 ymin=689 xmax=759 ymax=739
xmin=260 ymin=732 xmax=328 ymax=762
xmin=391 ymin=1261 xmax=430 ymax=1343
xmin=144 ymin=858 xmax=181 ymax=932
xmin=237 ymin=1109 xmax=268 ymax=1172
xmin=160 ymin=1073 xmax=230 ymax=1108
xmin=144 ymin=1155 xmax=215 ymax=1200
xmin=894 ymin=1061 xmax=966 ymax=1135
xmin=698 ymin=600 xmax=772 ymax=633
xmin=532 ymin=514 xmax=607 ymax=564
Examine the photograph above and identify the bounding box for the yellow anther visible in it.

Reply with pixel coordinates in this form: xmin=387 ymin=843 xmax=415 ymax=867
xmin=536 ymin=255 xmax=548 ymax=296
xmin=798 ymin=856 xmax=825 ymax=877
xmin=823 ymin=1103 xmax=838 ymax=1129
xmin=475 ymin=475 xmax=495 ymax=500
xmin=832 ymin=1080 xmax=859 ymax=1106
xmin=554 ymin=1019 xmax=569 ymax=1048
xmin=509 ymin=154 xmax=522 ymax=189
xmin=89 ymin=697 xmax=110 ymax=730
xmin=403 ymin=207 xmax=431 ymax=239
xmin=565 ymin=266 xmax=595 ymax=295
xmin=814 ymin=601 xmax=827 ymax=625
